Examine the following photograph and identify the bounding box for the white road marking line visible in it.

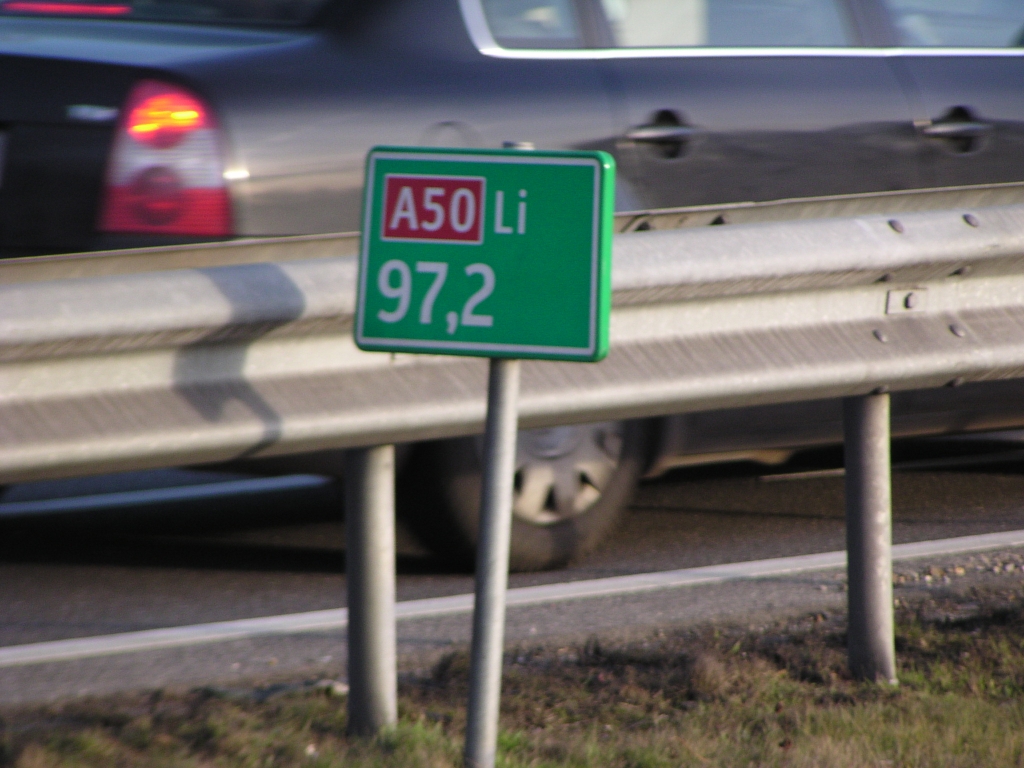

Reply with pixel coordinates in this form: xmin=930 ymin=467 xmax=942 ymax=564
xmin=3 ymin=528 xmax=1024 ymax=669
xmin=0 ymin=476 xmax=329 ymax=517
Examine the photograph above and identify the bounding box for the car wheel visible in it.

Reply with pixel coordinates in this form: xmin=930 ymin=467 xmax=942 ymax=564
xmin=399 ymin=419 xmax=654 ymax=572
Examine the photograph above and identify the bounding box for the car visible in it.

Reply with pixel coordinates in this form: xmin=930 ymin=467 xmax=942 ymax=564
xmin=2 ymin=0 xmax=1023 ymax=569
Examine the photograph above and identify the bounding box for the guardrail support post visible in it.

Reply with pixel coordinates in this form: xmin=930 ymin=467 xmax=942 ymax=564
xmin=843 ymin=393 xmax=897 ymax=684
xmin=464 ymin=358 xmax=521 ymax=768
xmin=344 ymin=444 xmax=398 ymax=736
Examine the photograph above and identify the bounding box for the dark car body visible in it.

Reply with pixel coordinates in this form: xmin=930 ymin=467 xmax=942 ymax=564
xmin=4 ymin=0 xmax=1024 ymax=568
xmin=0 ymin=0 xmax=1022 ymax=256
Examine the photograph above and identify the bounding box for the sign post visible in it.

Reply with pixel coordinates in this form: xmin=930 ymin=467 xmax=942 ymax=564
xmin=356 ymin=146 xmax=614 ymax=767
xmin=463 ymin=354 xmax=520 ymax=768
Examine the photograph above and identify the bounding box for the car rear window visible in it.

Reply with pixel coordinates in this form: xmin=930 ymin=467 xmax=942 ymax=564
xmin=879 ymin=0 xmax=1024 ymax=47
xmin=0 ymin=0 xmax=328 ymax=25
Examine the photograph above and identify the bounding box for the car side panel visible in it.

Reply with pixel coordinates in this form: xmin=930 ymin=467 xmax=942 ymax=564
xmin=890 ymin=54 xmax=1024 ymax=189
xmin=194 ymin=0 xmax=616 ymax=235
xmin=605 ymin=54 xmax=921 ymax=210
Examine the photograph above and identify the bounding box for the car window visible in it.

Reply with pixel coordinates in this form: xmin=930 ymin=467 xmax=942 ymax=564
xmin=479 ymin=0 xmax=585 ymax=48
xmin=879 ymin=0 xmax=1024 ymax=47
xmin=598 ymin=0 xmax=855 ymax=47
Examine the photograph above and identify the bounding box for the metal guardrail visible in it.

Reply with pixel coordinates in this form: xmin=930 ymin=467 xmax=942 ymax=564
xmin=3 ymin=180 xmax=1023 ymax=285
xmin=2 ymin=200 xmax=1024 ymax=484
xmin=7 ymin=187 xmax=1024 ymax=718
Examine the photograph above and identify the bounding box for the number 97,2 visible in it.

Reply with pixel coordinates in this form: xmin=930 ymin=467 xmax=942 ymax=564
xmin=376 ymin=259 xmax=494 ymax=335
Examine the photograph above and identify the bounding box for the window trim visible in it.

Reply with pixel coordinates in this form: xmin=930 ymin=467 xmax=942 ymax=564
xmin=457 ymin=0 xmax=1024 ymax=58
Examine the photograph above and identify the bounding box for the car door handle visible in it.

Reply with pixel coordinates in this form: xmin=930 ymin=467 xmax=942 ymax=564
xmin=624 ymin=125 xmax=699 ymax=142
xmin=921 ymin=121 xmax=992 ymax=138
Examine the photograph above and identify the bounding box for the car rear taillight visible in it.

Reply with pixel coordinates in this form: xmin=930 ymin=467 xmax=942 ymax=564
xmin=99 ymin=80 xmax=232 ymax=236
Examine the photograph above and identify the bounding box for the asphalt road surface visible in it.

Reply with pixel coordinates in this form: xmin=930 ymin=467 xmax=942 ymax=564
xmin=4 ymin=434 xmax=1024 ymax=704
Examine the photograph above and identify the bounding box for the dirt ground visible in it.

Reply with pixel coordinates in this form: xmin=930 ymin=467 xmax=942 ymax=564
xmin=6 ymin=565 xmax=1024 ymax=767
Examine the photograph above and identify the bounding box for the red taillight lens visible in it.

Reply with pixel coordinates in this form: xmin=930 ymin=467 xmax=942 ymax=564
xmin=127 ymin=87 xmax=208 ymax=149
xmin=99 ymin=80 xmax=232 ymax=237
xmin=127 ymin=166 xmax=185 ymax=224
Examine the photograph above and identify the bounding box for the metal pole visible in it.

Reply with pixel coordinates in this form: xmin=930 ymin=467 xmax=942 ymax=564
xmin=464 ymin=357 xmax=521 ymax=768
xmin=344 ymin=444 xmax=398 ymax=736
xmin=843 ymin=393 xmax=897 ymax=684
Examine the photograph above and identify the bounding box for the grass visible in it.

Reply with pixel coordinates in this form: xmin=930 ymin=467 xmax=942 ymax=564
xmin=5 ymin=585 xmax=1024 ymax=767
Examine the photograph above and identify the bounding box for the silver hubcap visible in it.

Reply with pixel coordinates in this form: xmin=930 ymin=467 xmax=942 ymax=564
xmin=512 ymin=422 xmax=624 ymax=525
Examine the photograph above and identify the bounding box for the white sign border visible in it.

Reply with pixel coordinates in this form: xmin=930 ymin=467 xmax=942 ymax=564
xmin=356 ymin=149 xmax=604 ymax=359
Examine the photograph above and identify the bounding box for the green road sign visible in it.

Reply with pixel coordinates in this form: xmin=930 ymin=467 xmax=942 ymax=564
xmin=355 ymin=146 xmax=614 ymax=362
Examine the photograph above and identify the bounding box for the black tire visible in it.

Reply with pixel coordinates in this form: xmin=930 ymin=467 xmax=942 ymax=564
xmin=399 ymin=419 xmax=654 ymax=572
